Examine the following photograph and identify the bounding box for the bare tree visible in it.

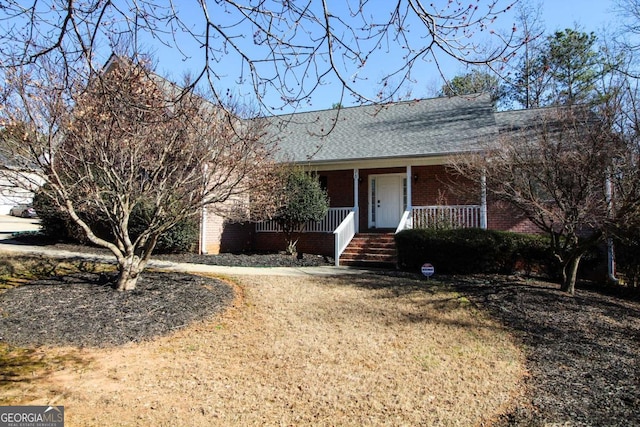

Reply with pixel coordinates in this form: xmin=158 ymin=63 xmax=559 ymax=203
xmin=615 ymin=0 xmax=640 ymax=53
xmin=505 ymin=0 xmax=548 ymax=108
xmin=0 ymin=56 xmax=279 ymax=291
xmin=454 ymin=106 xmax=640 ymax=294
xmin=0 ymin=1 xmax=520 ymax=111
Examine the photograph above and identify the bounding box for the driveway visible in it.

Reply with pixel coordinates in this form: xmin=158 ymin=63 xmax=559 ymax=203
xmin=0 ymin=214 xmax=41 ymax=240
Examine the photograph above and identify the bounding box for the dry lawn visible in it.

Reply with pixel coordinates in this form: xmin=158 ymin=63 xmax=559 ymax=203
xmin=2 ymin=273 xmax=525 ymax=426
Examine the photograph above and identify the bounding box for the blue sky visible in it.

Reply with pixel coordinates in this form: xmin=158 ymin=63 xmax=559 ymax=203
xmin=142 ymin=0 xmax=620 ymax=113
xmin=542 ymin=0 xmax=614 ymax=31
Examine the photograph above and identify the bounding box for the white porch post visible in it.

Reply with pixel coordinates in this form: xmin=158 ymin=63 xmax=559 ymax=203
xmin=406 ymin=165 xmax=413 ymax=209
xmin=480 ymin=173 xmax=488 ymax=229
xmin=353 ymin=168 xmax=360 ymax=232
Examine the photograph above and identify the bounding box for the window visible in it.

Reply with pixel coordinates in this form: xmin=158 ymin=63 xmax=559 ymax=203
xmin=403 ymin=178 xmax=407 ymax=210
xmin=371 ymin=178 xmax=376 ymax=222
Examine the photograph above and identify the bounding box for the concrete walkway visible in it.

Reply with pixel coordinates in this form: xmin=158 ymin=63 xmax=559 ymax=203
xmin=0 ymin=214 xmax=375 ymax=276
xmin=0 ymin=239 xmax=372 ymax=277
xmin=0 ymin=214 xmax=41 ymax=240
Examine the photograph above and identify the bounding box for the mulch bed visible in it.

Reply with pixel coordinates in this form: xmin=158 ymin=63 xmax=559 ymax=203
xmin=451 ymin=275 xmax=640 ymax=427
xmin=0 ymin=271 xmax=234 ymax=348
xmin=155 ymin=251 xmax=334 ymax=267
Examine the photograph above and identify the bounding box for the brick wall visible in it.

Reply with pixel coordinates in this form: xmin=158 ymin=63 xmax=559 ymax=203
xmin=201 ymin=206 xmax=254 ymax=254
xmin=410 ymin=165 xmax=540 ymax=233
xmin=254 ymin=232 xmax=334 ymax=257
xmin=201 ymin=207 xmax=224 ymax=254
xmin=410 ymin=165 xmax=476 ymax=206
xmin=487 ymin=200 xmax=540 ymax=233
xmin=320 ymin=170 xmax=354 ymax=207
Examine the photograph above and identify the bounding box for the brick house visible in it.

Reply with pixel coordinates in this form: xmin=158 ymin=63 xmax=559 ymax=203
xmin=199 ymin=93 xmax=539 ymax=265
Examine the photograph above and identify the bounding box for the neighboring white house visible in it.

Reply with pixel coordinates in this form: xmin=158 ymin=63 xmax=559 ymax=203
xmin=0 ymin=167 xmax=43 ymax=214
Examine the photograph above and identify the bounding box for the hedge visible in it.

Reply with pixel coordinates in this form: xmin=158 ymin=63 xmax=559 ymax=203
xmin=395 ymin=228 xmax=554 ymax=275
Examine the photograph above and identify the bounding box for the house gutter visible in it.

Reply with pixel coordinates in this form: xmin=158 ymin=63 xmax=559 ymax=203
xmin=200 ymin=205 xmax=207 ymax=254
xmin=200 ymin=164 xmax=209 ymax=255
xmin=480 ymin=173 xmax=487 ymax=229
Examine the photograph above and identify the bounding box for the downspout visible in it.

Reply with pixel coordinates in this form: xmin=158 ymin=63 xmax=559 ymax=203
xmin=200 ymin=164 xmax=208 ymax=254
xmin=605 ymin=173 xmax=619 ymax=283
xmin=200 ymin=205 xmax=208 ymax=254
xmin=480 ymin=173 xmax=487 ymax=229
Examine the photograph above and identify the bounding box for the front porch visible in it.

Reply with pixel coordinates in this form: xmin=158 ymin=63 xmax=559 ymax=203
xmin=251 ymin=164 xmax=489 ymax=265
xmin=256 ymin=204 xmax=484 ymax=266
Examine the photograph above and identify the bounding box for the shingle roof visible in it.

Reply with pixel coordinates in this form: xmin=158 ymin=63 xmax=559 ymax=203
xmin=494 ymin=108 xmax=551 ymax=132
xmin=267 ymin=93 xmax=497 ymax=164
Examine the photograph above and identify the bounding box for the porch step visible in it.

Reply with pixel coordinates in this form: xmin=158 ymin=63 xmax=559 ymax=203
xmin=340 ymin=233 xmax=397 ymax=268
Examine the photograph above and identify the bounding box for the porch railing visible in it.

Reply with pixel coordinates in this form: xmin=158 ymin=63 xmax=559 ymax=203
xmin=256 ymin=207 xmax=353 ymax=233
xmin=410 ymin=205 xmax=482 ymax=230
xmin=333 ymin=210 xmax=357 ymax=267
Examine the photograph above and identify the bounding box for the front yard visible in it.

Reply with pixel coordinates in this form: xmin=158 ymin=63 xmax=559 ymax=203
xmin=1 ymin=257 xmax=522 ymax=426
xmin=1 ymin=253 xmax=639 ymax=425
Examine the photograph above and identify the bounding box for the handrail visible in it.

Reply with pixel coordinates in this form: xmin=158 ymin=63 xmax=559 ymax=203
xmin=395 ymin=209 xmax=412 ymax=234
xmin=333 ymin=210 xmax=356 ymax=267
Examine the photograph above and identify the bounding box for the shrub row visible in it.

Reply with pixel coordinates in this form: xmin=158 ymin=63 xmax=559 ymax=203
xmin=395 ymin=228 xmax=554 ymax=276
xmin=33 ymin=191 xmax=198 ymax=254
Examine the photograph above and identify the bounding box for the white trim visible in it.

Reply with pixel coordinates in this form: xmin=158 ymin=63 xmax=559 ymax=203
xmin=199 ymin=205 xmax=208 ymax=254
xmin=406 ymin=165 xmax=413 ymax=209
xmin=411 ymin=205 xmax=482 ymax=229
xmin=298 ymin=154 xmax=459 ymax=171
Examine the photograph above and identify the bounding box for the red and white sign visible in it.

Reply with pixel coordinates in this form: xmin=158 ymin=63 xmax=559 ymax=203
xmin=421 ymin=263 xmax=435 ymax=277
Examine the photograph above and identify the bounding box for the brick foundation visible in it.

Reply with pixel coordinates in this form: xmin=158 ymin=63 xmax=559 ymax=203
xmin=254 ymin=232 xmax=335 ymax=257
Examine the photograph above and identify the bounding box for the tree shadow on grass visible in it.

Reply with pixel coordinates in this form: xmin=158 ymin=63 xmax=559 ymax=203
xmin=1 ymin=255 xmax=114 ymax=287
xmin=449 ymin=275 xmax=640 ymax=427
xmin=318 ymin=272 xmax=512 ymax=332
xmin=0 ymin=344 xmax=90 ymax=404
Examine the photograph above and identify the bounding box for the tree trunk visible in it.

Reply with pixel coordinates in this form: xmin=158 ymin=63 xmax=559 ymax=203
xmin=116 ymin=255 xmax=145 ymax=291
xmin=560 ymin=253 xmax=582 ymax=295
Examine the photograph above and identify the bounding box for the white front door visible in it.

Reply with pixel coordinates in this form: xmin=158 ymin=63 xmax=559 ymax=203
xmin=371 ymin=175 xmax=404 ymax=228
